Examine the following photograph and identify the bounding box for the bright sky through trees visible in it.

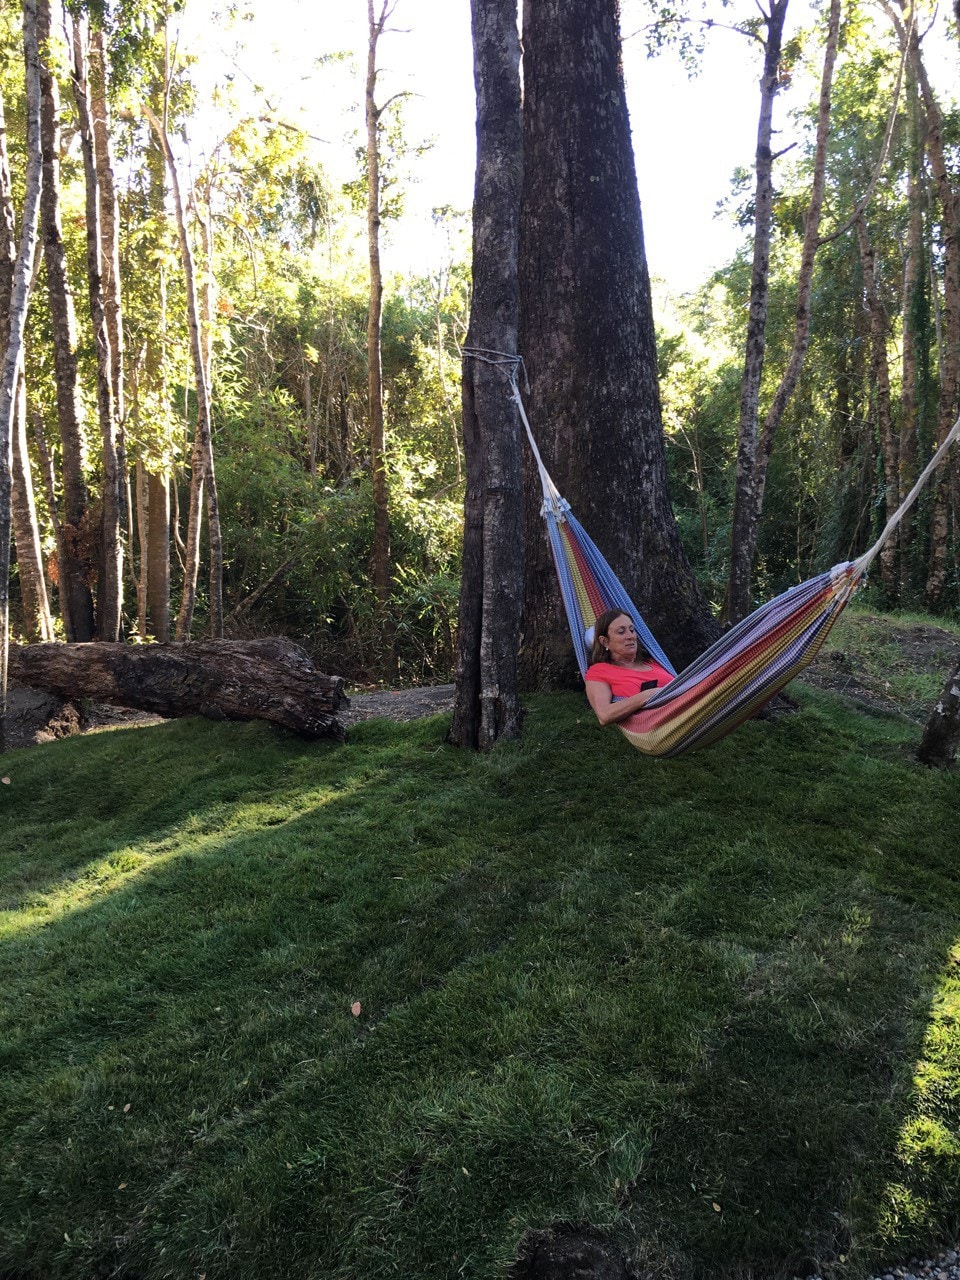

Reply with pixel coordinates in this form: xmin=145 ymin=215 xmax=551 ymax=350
xmin=181 ymin=0 xmax=950 ymax=291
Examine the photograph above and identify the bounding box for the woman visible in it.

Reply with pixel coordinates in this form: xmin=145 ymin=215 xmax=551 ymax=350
xmin=583 ymin=608 xmax=674 ymax=727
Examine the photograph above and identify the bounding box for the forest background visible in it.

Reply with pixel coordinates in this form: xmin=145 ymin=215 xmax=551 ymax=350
xmin=1 ymin=0 xmax=958 ymax=694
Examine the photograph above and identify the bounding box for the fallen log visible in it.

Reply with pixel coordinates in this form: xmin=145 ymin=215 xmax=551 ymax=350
xmin=8 ymin=638 xmax=349 ymax=741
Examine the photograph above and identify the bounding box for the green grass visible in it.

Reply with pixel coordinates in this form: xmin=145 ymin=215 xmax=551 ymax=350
xmin=1 ymin=670 xmax=959 ymax=1279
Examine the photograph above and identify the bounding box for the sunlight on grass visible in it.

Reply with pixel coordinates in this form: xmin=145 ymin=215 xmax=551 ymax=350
xmin=876 ymin=939 xmax=960 ymax=1249
xmin=1 ymin=745 xmax=357 ymax=939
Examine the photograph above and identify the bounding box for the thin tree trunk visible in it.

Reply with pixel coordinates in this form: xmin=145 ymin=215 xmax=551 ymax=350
xmin=449 ymin=0 xmax=524 ymax=751
xmin=901 ymin=14 xmax=960 ymax=604
xmin=12 ymin=367 xmax=53 ymax=641
xmin=899 ymin=67 xmax=923 ymax=596
xmin=855 ymin=213 xmax=899 ymax=592
xmin=723 ymin=0 xmax=789 ymax=626
xmin=517 ymin=0 xmax=718 ymax=686
xmin=37 ymin=0 xmax=94 ymax=641
xmin=142 ymin=104 xmax=223 ymax=640
xmin=366 ymin=0 xmax=391 ymax=616
xmin=142 ymin=98 xmax=171 ymax=643
xmin=146 ymin=469 xmax=170 ymax=642
xmin=2 ymin=75 xmax=51 ymax=645
xmin=197 ymin=200 xmax=223 ymax=635
xmin=70 ymin=13 xmax=122 ymax=640
xmin=726 ymin=0 xmax=841 ymax=622
xmin=0 ymin=0 xmax=43 ymax=751
xmin=90 ymin=23 xmax=128 ymax=586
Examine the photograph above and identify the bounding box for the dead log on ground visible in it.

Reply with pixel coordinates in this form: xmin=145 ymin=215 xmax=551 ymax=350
xmin=8 ymin=638 xmax=349 ymax=741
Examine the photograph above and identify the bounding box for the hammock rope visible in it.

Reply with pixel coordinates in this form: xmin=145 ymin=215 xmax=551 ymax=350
xmin=464 ymin=350 xmax=960 ymax=757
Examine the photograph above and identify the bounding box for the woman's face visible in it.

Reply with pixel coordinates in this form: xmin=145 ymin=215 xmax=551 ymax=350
xmin=602 ymin=613 xmax=638 ymax=664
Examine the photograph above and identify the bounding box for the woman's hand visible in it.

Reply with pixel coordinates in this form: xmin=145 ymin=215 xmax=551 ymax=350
xmin=585 ymin=680 xmax=659 ymax=727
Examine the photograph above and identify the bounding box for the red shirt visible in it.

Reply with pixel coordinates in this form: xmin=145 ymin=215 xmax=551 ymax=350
xmin=584 ymin=659 xmax=673 ymax=698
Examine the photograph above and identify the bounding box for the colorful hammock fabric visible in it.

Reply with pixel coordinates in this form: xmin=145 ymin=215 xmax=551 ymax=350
xmin=503 ymin=362 xmax=960 ymax=760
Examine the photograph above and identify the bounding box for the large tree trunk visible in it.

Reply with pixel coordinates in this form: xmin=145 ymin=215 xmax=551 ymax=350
xmin=142 ymin=104 xmax=223 ymax=641
xmin=37 ymin=0 xmax=95 ymax=641
xmin=449 ymin=0 xmax=524 ymax=751
xmin=517 ymin=0 xmax=717 ymax=687
xmin=366 ymin=1 xmax=392 ymax=619
xmin=856 ymin=213 xmax=899 ymax=593
xmin=917 ymin=655 xmax=960 ymax=768
xmin=1 ymin=0 xmax=43 ymax=752
xmin=9 ymin=638 xmax=349 ymax=740
xmin=726 ymin=0 xmax=840 ymax=623
xmin=70 ymin=13 xmax=123 ymax=640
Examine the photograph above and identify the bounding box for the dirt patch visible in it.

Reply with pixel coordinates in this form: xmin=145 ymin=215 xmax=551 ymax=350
xmin=800 ymin=616 xmax=960 ymax=723
xmin=5 ymin=682 xmax=166 ymax=751
xmin=345 ymin=684 xmax=455 ymax=724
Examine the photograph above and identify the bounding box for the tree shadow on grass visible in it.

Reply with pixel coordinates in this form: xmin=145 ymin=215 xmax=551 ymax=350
xmin=0 ymin=692 xmax=958 ymax=1280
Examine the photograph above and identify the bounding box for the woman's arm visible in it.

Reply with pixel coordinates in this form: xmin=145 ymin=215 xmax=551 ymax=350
xmin=585 ymin=679 xmax=660 ymax=727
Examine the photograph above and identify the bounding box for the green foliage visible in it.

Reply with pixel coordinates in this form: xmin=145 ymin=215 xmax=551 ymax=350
xmin=2 ymin=638 xmax=960 ymax=1278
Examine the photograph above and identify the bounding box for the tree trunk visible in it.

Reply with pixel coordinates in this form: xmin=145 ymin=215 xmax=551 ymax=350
xmin=89 ymin=24 xmax=128 ymax=571
xmin=517 ymin=0 xmax=718 ymax=687
xmin=197 ymin=198 xmax=223 ymax=637
xmin=2 ymin=77 xmax=51 ymax=645
xmin=8 ymin=638 xmax=349 ymax=740
xmin=37 ymin=0 xmax=95 ymax=642
xmin=70 ymin=13 xmax=123 ymax=640
xmin=726 ymin=0 xmax=840 ymax=623
xmin=449 ymin=0 xmax=524 ymax=751
xmin=141 ymin=105 xmax=171 ymax=643
xmin=917 ymin=654 xmax=960 ymax=768
xmin=0 ymin=0 xmax=43 ymax=752
xmin=722 ymin=0 xmax=788 ymax=625
xmin=12 ymin=370 xmax=53 ymax=641
xmin=908 ymin=24 xmax=960 ymax=605
xmin=146 ymin=468 xmax=171 ymax=642
xmin=366 ymin=0 xmax=391 ymax=615
xmin=899 ymin=67 xmax=923 ymax=597
xmin=855 ymin=213 xmax=899 ymax=593
xmin=142 ymin=104 xmax=223 ymax=640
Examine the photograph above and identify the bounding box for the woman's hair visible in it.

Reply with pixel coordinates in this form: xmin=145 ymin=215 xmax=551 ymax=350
xmin=589 ymin=608 xmax=649 ymax=666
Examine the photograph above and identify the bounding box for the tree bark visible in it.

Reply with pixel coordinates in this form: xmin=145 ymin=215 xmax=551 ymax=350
xmin=141 ymin=104 xmax=223 ymax=641
xmin=70 ymin=13 xmax=123 ymax=640
xmin=37 ymin=0 xmax=95 ymax=641
xmin=905 ymin=19 xmax=960 ymax=604
xmin=12 ymin=370 xmax=53 ymax=641
xmin=725 ymin=0 xmax=840 ymax=623
xmin=917 ymin=654 xmax=960 ymax=768
xmin=449 ymin=0 xmax=524 ymax=751
xmin=517 ymin=0 xmax=718 ymax=687
xmin=1 ymin=78 xmax=52 ymax=645
xmin=9 ymin=638 xmax=349 ymax=740
xmin=1 ymin=0 xmax=43 ymax=752
xmin=147 ymin=468 xmax=171 ymax=642
xmin=855 ymin=213 xmax=899 ymax=593
xmin=899 ymin=66 xmax=923 ymax=597
xmin=366 ymin=0 xmax=392 ymax=617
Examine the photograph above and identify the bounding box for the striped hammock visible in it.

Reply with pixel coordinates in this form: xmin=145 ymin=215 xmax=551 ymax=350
xmin=509 ymin=374 xmax=960 ymax=759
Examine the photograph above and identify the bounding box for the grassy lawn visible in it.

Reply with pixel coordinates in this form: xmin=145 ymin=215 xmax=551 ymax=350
xmin=2 ymin=630 xmax=960 ymax=1278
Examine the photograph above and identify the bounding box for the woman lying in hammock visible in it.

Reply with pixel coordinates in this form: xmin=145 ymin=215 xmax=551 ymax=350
xmin=584 ymin=608 xmax=674 ymax=726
